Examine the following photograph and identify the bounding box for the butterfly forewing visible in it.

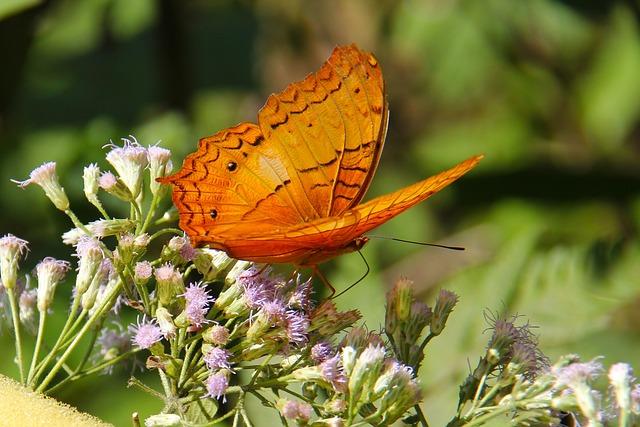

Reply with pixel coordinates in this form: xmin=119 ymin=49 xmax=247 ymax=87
xmin=258 ymin=44 xmax=387 ymax=219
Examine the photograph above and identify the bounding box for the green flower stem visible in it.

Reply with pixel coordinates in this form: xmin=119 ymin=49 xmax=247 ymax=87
xmin=149 ymin=228 xmax=184 ymax=243
xmin=178 ymin=340 xmax=200 ymax=389
xmin=414 ymin=404 xmax=430 ymax=427
xmin=45 ymin=348 xmax=140 ymax=395
xmin=7 ymin=288 xmax=25 ymax=383
xmin=35 ymin=280 xmax=122 ymax=393
xmin=27 ymin=312 xmax=48 ymax=385
xmin=140 ymin=192 xmax=161 ymax=234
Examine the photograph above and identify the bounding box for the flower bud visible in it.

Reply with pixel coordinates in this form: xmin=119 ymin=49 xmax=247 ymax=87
xmin=13 ymin=162 xmax=69 ymax=211
xmin=193 ymin=249 xmax=234 ymax=281
xmin=609 ymin=363 xmax=633 ymax=413
xmin=225 ymin=260 xmax=253 ymax=285
xmin=203 ymin=325 xmax=230 ymax=346
xmin=81 ymin=259 xmax=112 ymax=311
xmin=341 ymin=346 xmax=358 ymax=376
xmin=348 ymin=345 xmax=385 ymax=405
xmin=36 ymin=257 xmax=70 ymax=312
xmin=74 ymin=237 xmax=103 ymax=296
xmin=430 ymin=289 xmax=458 ymax=335
xmin=83 ymin=163 xmax=104 ymax=212
xmin=144 ymin=413 xmax=181 ymax=427
xmin=154 ymin=263 xmax=184 ymax=308
xmin=155 ymin=307 xmax=176 ymax=339
xmin=148 ymin=145 xmax=173 ymax=195
xmin=310 ymin=300 xmax=361 ymax=336
xmin=0 ymin=234 xmax=29 ymax=290
xmin=134 ymin=261 xmax=153 ymax=285
xmin=99 ymin=172 xmax=134 ymax=201
xmin=62 ymin=219 xmax=135 ymax=245
xmin=162 ymin=236 xmax=196 ymax=265
xmin=19 ymin=288 xmax=37 ymax=332
xmin=106 ymin=138 xmax=148 ymax=199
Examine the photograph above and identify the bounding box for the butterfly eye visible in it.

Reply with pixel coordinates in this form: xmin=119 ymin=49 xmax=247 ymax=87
xmin=227 ymin=161 xmax=237 ymax=172
xmin=209 ymin=209 xmax=218 ymax=219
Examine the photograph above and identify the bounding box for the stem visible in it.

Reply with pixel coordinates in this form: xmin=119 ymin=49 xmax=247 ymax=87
xmin=27 ymin=312 xmax=47 ymax=384
xmin=414 ymin=404 xmax=430 ymax=427
xmin=140 ymin=192 xmax=160 ymax=234
xmin=149 ymin=228 xmax=183 ymax=242
xmin=35 ymin=281 xmax=122 ymax=393
xmin=7 ymin=288 xmax=25 ymax=383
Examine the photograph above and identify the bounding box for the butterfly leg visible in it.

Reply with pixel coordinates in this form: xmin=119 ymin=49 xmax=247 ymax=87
xmin=311 ymin=265 xmax=336 ymax=297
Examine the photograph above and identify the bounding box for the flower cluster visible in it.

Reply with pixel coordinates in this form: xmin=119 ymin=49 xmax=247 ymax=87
xmin=3 ymin=139 xmax=638 ymax=427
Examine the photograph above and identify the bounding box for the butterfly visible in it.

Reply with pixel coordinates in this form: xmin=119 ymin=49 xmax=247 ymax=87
xmin=159 ymin=44 xmax=482 ymax=274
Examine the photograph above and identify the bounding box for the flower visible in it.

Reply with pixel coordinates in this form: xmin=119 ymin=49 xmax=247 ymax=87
xmin=36 ymin=257 xmax=71 ymax=312
xmin=311 ymin=341 xmax=334 ymax=363
xmin=0 ymin=234 xmax=29 ymax=290
xmin=183 ymin=282 xmax=213 ymax=327
xmin=12 ymin=162 xmax=69 ymax=211
xmin=164 ymin=236 xmax=196 ymax=264
xmin=81 ymin=258 xmax=113 ymax=311
xmin=205 ymin=371 xmax=230 ymax=400
xmin=285 ymin=310 xmax=310 ymax=346
xmin=204 ymin=347 xmax=232 ymax=370
xmin=321 ymin=354 xmax=347 ymax=392
xmin=288 ymin=275 xmax=314 ymax=311
xmin=105 ymin=137 xmax=148 ymax=198
xmin=130 ymin=317 xmax=163 ymax=349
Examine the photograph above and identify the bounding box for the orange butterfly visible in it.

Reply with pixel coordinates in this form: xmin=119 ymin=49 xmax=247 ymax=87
xmin=160 ymin=44 xmax=482 ymax=274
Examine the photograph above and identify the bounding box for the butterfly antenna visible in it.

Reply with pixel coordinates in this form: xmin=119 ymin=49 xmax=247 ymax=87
xmin=331 ymin=250 xmax=370 ymax=300
xmin=367 ymin=235 xmax=465 ymax=251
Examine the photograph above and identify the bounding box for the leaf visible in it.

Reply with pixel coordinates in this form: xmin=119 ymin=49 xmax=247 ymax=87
xmin=183 ymin=398 xmax=219 ymax=424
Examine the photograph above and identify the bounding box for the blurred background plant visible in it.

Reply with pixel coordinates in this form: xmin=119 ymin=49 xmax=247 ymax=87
xmin=0 ymin=0 xmax=639 ymax=425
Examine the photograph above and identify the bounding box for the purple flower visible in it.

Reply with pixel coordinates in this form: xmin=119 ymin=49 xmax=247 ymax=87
xmin=285 ymin=310 xmax=309 ymax=346
xmin=281 ymin=400 xmax=299 ymax=419
xmin=288 ymin=276 xmax=314 ymax=311
xmin=311 ymin=341 xmax=334 ymax=363
xmin=36 ymin=257 xmax=71 ymax=312
xmin=204 ymin=347 xmax=232 ymax=370
xmin=554 ymin=359 xmax=603 ymax=387
xmin=205 ymin=371 xmax=229 ymax=401
xmin=129 ymin=317 xmax=163 ymax=349
xmin=261 ymin=299 xmax=287 ymax=325
xmin=183 ymin=282 xmax=213 ymax=327
xmin=98 ymin=325 xmax=131 ymax=356
xmin=321 ymin=354 xmax=347 ymax=392
xmin=238 ymin=267 xmax=279 ymax=309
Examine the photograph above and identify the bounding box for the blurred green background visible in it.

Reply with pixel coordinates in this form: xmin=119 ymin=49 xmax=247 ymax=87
xmin=1 ymin=0 xmax=640 ymax=425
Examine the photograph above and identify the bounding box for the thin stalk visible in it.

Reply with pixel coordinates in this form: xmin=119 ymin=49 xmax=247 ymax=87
xmin=27 ymin=312 xmax=48 ymax=384
xmin=140 ymin=192 xmax=160 ymax=234
xmin=35 ymin=280 xmax=121 ymax=393
xmin=7 ymin=288 xmax=25 ymax=383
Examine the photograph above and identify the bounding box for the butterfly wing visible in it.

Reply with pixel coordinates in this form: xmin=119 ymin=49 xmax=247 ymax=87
xmin=218 ymin=155 xmax=483 ymax=265
xmin=159 ymin=123 xmax=308 ymax=245
xmin=161 ymin=44 xmax=387 ymax=247
xmin=257 ymin=44 xmax=387 ymax=218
